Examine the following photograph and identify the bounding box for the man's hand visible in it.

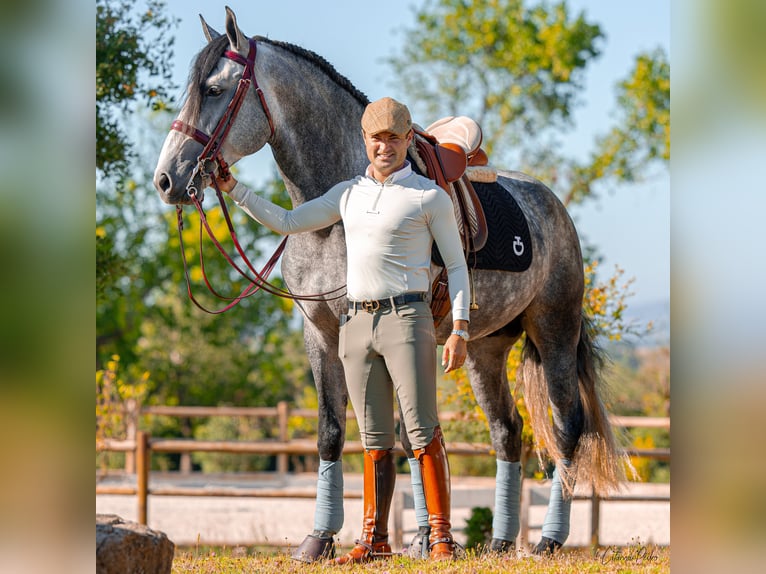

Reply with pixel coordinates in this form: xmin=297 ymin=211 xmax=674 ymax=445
xmin=213 ymin=170 xmax=237 ymax=193
xmin=442 ymin=320 xmax=468 ymax=373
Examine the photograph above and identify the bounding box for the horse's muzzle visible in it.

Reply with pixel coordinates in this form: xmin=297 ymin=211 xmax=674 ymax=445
xmin=154 ymin=170 xmax=204 ymax=205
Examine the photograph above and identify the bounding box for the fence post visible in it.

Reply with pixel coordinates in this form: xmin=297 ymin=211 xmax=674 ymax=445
xmin=392 ymin=490 xmax=404 ymax=551
xmin=277 ymin=401 xmax=289 ymax=474
xmin=519 ymin=480 xmax=530 ymax=547
xmin=180 ymin=416 xmax=192 ymax=475
xmin=136 ymin=431 xmax=149 ymax=525
xmin=589 ymin=486 xmax=600 ymax=548
xmin=124 ymin=398 xmax=137 ymax=474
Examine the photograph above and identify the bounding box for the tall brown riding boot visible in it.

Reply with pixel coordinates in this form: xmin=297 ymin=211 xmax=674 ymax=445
xmin=413 ymin=426 xmax=456 ymax=561
xmin=334 ymin=449 xmax=395 ymax=564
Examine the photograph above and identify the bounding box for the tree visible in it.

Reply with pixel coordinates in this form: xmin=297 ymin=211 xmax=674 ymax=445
xmin=96 ymin=0 xmax=178 ymax=304
xmin=96 ymin=0 xmax=178 ymax=179
xmin=96 ymin=1 xmax=312 ymax=458
xmin=390 ymin=0 xmax=603 ymax=163
xmin=565 ymin=48 xmax=670 ymax=205
xmin=389 ymin=0 xmax=670 ymax=208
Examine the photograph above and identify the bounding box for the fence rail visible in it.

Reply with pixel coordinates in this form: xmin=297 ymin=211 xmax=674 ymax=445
xmin=96 ymin=403 xmax=669 ymax=547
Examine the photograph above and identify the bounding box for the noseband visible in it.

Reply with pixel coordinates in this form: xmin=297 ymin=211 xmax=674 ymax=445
xmin=170 ymin=36 xmax=275 ymax=198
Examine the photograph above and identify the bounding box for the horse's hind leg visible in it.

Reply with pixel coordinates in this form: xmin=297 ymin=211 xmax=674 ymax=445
xmin=291 ymin=324 xmax=349 ymax=563
xmin=463 ymin=328 xmax=525 ymax=552
xmin=521 ymin=312 xmax=584 ymax=554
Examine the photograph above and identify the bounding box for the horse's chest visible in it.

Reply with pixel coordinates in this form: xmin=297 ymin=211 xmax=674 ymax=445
xmin=280 ymin=230 xmax=347 ymax=324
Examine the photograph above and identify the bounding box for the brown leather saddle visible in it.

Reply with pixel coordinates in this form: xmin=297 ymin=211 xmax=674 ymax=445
xmin=409 ymin=116 xmax=491 ymax=327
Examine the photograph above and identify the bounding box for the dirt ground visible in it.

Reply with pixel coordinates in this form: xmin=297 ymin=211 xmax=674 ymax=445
xmin=96 ymin=472 xmax=669 ymax=551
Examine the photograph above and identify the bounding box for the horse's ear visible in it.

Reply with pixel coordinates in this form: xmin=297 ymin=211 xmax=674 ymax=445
xmin=224 ymin=5 xmax=248 ymax=54
xmin=199 ymin=14 xmax=221 ymax=42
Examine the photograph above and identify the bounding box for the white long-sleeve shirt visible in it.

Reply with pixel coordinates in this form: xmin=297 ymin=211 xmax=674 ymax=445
xmin=229 ymin=162 xmax=470 ymax=322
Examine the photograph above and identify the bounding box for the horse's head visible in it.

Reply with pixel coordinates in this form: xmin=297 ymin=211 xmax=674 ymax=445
xmin=154 ymin=7 xmax=273 ymax=204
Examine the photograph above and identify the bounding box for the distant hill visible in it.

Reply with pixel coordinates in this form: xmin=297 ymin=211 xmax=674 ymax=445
xmin=623 ymin=298 xmax=670 ymax=347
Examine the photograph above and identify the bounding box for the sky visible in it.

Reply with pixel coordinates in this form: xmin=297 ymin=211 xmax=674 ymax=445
xmin=156 ymin=0 xmax=670 ymax=314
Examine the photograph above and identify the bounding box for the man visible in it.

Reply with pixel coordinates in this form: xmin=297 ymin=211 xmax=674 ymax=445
xmin=214 ymin=97 xmax=470 ymax=562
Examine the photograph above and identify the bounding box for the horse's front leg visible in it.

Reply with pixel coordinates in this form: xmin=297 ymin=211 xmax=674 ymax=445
xmin=291 ymin=322 xmax=349 ymax=563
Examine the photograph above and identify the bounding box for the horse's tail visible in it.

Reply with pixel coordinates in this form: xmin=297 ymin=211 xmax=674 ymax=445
xmin=520 ymin=312 xmax=625 ymax=495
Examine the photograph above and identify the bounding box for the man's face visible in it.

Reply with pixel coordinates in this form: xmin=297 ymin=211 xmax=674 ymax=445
xmin=363 ymin=129 xmax=413 ymax=180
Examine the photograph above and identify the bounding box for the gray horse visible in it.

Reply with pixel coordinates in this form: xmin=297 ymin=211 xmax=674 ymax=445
xmin=153 ymin=7 xmax=622 ymax=560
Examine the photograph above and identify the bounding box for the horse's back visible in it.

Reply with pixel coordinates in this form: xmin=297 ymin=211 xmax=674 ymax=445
xmin=454 ymin=169 xmax=583 ymax=339
xmin=495 ymin=169 xmax=580 ymax=257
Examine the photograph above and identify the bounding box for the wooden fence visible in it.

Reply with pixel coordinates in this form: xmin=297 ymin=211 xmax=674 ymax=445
xmin=96 ymin=403 xmax=669 ymax=547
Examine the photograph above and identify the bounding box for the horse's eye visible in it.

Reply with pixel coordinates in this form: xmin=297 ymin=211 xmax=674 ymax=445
xmin=206 ymin=85 xmax=223 ymax=97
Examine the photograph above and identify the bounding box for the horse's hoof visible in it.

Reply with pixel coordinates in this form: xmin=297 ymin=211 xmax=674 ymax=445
xmin=532 ymin=536 xmax=562 ymax=556
xmin=489 ymin=537 xmax=515 ymax=553
xmin=291 ymin=533 xmax=335 ymax=562
xmin=405 ymin=526 xmax=431 ymax=558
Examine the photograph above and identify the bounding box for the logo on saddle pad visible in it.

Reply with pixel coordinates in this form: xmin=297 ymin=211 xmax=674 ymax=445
xmin=513 ymin=236 xmax=524 ymax=256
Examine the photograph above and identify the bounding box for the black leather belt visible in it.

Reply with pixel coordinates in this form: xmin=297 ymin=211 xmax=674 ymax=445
xmin=349 ymin=292 xmax=428 ymax=313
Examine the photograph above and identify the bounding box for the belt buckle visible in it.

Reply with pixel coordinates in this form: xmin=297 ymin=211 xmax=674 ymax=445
xmin=362 ymin=300 xmax=380 ymax=313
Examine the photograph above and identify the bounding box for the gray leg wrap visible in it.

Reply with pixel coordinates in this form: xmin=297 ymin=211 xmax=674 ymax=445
xmin=492 ymin=460 xmax=522 ymax=543
xmin=313 ymin=458 xmax=344 ymax=534
xmin=540 ymin=459 xmax=572 ymax=544
xmin=408 ymin=457 xmax=429 ymax=528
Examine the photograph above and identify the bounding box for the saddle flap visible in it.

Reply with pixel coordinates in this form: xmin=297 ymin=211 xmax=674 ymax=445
xmin=456 ymin=176 xmax=488 ymax=252
xmin=411 ymin=132 xmax=488 ymax=254
xmin=435 ymin=143 xmax=467 ymax=183
xmin=468 ymin=148 xmax=488 ymax=167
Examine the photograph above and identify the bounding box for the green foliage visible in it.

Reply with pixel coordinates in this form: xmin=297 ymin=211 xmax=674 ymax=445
xmin=583 ymin=260 xmax=648 ymax=342
xmin=606 ymin=345 xmax=670 ymax=483
xmin=96 ymin=354 xmax=149 ymax=444
xmin=96 ymin=0 xmax=178 ymax=178
xmin=96 ymin=354 xmax=149 ymax=471
xmin=192 ymin=416 xmax=272 ymax=473
xmin=628 ymin=432 xmax=670 ymax=483
xmin=607 ymin=346 xmax=670 ymax=417
xmin=566 ymin=48 xmax=670 ymax=205
xmin=95 ymin=0 xmax=313 ymax=446
xmin=96 ymin=226 xmax=125 ymax=304
xmin=464 ymin=506 xmax=494 ymax=549
xmin=390 ymin=0 xmax=669 ymax=210
xmin=390 ymin=0 xmax=603 ymax=160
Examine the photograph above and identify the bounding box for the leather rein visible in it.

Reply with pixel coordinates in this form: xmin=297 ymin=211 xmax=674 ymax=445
xmin=168 ymin=37 xmax=345 ymax=314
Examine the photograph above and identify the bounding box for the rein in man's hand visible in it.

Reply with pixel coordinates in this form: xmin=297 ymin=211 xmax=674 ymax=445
xmin=213 ymin=171 xmax=237 ymax=193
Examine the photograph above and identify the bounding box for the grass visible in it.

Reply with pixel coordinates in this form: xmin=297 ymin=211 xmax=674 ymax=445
xmin=172 ymin=544 xmax=670 ymax=573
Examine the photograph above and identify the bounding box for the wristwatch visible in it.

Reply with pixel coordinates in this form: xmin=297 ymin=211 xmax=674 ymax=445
xmin=451 ymin=329 xmax=470 ymax=342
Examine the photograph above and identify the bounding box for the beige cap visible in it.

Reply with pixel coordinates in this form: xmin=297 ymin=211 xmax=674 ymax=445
xmin=361 ymin=97 xmax=412 ymax=136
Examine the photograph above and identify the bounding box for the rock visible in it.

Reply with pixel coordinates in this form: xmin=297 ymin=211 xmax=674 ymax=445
xmin=96 ymin=514 xmax=175 ymax=574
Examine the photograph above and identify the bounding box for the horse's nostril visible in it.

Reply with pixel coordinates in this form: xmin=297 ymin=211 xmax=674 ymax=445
xmin=158 ymin=172 xmax=172 ymax=194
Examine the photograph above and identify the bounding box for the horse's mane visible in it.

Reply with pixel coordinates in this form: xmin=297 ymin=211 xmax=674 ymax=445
xmin=185 ymin=34 xmax=369 ymax=123
xmin=257 ymin=37 xmax=369 ymax=106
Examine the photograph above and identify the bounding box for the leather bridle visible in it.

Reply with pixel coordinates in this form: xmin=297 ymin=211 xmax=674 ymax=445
xmin=167 ymin=36 xmax=345 ymax=313
xmin=170 ymin=37 xmax=274 ymax=199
